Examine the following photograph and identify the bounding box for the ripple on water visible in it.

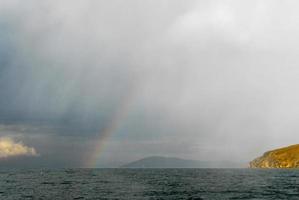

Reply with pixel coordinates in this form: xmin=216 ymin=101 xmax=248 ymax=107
xmin=0 ymin=169 xmax=298 ymax=199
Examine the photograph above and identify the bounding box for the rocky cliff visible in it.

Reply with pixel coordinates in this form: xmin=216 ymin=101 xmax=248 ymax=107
xmin=250 ymin=144 xmax=299 ymax=168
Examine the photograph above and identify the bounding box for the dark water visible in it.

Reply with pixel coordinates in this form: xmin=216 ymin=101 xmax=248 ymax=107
xmin=0 ymin=169 xmax=299 ymax=199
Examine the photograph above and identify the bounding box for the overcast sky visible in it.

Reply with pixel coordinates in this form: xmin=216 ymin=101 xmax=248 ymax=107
xmin=1 ymin=0 xmax=299 ymax=167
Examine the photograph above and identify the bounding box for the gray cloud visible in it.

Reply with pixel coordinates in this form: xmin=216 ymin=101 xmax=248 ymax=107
xmin=1 ymin=0 xmax=299 ymax=167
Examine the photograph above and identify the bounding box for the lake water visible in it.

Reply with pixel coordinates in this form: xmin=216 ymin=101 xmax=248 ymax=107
xmin=0 ymin=168 xmax=298 ymax=199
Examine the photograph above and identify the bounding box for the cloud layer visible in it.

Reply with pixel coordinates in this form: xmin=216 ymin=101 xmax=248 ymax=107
xmin=0 ymin=137 xmax=37 ymax=159
xmin=2 ymin=0 xmax=299 ymax=166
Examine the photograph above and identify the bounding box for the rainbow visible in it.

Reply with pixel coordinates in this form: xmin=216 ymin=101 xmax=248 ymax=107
xmin=85 ymin=88 xmax=135 ymax=167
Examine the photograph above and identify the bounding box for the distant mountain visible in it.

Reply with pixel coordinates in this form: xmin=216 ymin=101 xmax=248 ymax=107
xmin=121 ymin=156 xmax=245 ymax=168
xmin=250 ymin=144 xmax=299 ymax=168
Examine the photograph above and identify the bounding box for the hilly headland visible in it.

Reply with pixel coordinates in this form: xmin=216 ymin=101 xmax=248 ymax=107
xmin=250 ymin=144 xmax=299 ymax=168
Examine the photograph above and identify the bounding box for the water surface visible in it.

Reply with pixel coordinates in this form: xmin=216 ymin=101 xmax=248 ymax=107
xmin=0 ymin=169 xmax=298 ymax=199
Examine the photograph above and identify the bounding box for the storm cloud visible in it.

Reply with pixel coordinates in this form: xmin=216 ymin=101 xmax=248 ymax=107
xmin=1 ymin=0 xmax=299 ymax=167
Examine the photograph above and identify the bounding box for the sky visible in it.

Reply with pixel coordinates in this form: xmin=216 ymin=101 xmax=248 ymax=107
xmin=1 ymin=0 xmax=299 ymax=167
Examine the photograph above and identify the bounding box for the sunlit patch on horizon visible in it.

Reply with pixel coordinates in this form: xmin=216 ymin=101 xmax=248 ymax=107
xmin=0 ymin=137 xmax=38 ymax=159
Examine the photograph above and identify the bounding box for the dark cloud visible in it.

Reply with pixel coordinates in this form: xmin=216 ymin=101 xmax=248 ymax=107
xmin=1 ymin=0 xmax=299 ymax=167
